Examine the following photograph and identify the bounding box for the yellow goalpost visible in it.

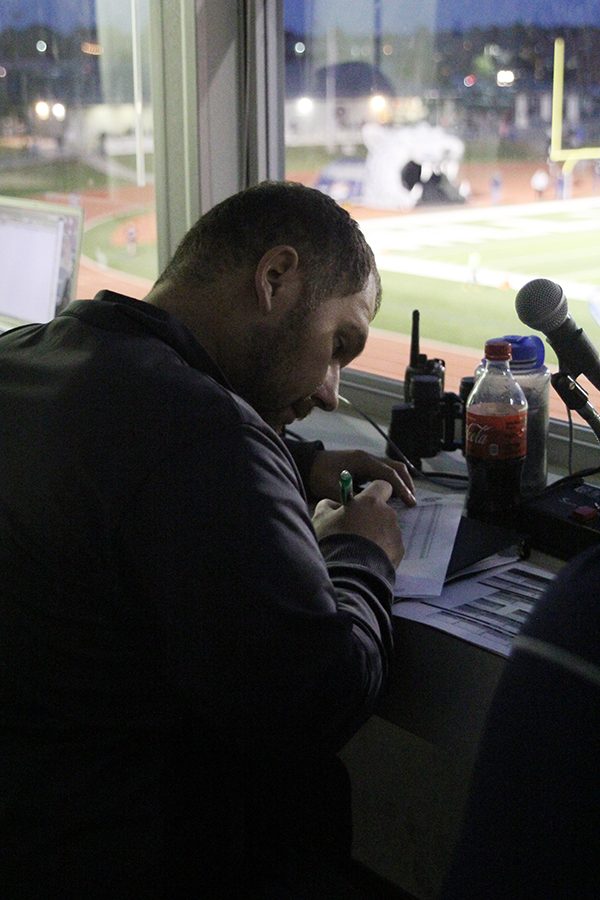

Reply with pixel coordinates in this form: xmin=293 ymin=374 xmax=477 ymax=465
xmin=550 ymin=37 xmax=600 ymax=185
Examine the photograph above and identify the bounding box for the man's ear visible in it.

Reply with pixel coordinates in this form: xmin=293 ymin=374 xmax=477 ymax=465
xmin=254 ymin=245 xmax=299 ymax=314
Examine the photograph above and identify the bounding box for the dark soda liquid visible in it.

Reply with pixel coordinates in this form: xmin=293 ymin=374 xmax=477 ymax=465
xmin=466 ymin=455 xmax=525 ymax=521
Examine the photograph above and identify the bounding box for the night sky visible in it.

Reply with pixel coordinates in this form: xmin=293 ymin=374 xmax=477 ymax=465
xmin=2 ymin=0 xmax=600 ymax=36
xmin=284 ymin=0 xmax=600 ymax=34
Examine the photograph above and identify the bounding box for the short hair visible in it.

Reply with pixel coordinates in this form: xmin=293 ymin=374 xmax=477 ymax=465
xmin=155 ymin=180 xmax=381 ymax=309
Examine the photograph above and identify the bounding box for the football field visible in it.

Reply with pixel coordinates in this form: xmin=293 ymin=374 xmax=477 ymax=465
xmin=359 ymin=196 xmax=600 ymax=365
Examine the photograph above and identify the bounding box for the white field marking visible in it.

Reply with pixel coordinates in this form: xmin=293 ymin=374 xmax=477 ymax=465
xmin=372 ymin=253 xmax=600 ymax=302
xmin=358 ymin=197 xmax=600 ymax=303
xmin=361 ymin=197 xmax=600 ymax=241
xmin=362 ymin=208 xmax=600 ymax=252
xmin=358 ymin=195 xmax=600 ymax=230
xmin=362 ymin=216 xmax=600 ymax=254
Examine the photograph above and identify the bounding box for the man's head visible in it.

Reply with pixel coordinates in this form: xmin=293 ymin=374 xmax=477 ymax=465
xmin=154 ymin=180 xmax=380 ymax=311
xmin=147 ymin=181 xmax=381 ymax=430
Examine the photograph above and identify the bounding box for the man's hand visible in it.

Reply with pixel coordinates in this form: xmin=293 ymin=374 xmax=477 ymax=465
xmin=312 ymin=480 xmax=405 ymax=569
xmin=308 ymin=449 xmax=416 ymax=507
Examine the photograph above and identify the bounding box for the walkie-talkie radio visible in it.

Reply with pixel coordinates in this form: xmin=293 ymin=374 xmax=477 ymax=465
xmin=403 ymin=310 xmax=446 ymax=402
xmin=387 ymin=310 xmax=463 ymax=468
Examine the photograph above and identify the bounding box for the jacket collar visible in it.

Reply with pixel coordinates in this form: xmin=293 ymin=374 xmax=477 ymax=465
xmin=61 ymin=290 xmax=230 ymax=389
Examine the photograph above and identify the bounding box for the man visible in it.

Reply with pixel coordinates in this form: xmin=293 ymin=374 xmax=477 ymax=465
xmin=0 ymin=181 xmax=414 ymax=897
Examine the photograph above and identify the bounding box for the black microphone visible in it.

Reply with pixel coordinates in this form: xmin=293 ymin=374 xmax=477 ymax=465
xmin=515 ymin=278 xmax=600 ymax=391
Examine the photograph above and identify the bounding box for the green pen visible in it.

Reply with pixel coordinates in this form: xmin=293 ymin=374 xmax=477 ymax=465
xmin=339 ymin=469 xmax=354 ymax=505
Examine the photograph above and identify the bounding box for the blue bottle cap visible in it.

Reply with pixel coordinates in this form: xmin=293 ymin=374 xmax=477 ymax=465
xmin=483 ymin=335 xmax=545 ymax=368
xmin=501 ymin=334 xmax=545 ymax=367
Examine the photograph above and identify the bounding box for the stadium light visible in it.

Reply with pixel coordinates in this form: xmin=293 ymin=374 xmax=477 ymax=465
xmin=296 ymin=96 xmax=314 ymax=116
xmin=34 ymin=101 xmax=50 ymax=120
xmin=369 ymin=94 xmax=388 ymax=113
xmin=497 ymin=69 xmax=515 ymax=87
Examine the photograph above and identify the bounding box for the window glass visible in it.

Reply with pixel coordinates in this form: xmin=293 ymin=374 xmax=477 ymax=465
xmin=284 ymin=0 xmax=600 ymax=420
xmin=0 ymin=0 xmax=157 ymax=309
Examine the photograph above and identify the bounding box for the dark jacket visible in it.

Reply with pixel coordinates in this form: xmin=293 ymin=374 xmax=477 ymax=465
xmin=0 ymin=291 xmax=394 ymax=897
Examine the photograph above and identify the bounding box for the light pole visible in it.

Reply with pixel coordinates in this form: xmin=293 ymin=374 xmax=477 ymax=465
xmin=374 ymin=0 xmax=382 ymax=75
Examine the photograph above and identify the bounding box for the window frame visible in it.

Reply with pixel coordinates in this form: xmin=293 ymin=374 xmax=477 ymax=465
xmin=149 ymin=0 xmax=283 ymax=269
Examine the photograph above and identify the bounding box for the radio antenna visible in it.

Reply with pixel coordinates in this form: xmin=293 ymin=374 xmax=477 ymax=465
xmin=410 ymin=309 xmax=420 ymax=368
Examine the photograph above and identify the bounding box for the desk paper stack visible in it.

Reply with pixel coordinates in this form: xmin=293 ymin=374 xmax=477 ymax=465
xmin=391 ymin=490 xmax=556 ymax=657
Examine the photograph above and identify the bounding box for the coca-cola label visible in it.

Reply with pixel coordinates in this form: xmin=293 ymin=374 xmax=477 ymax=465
xmin=466 ymin=411 xmax=527 ymax=460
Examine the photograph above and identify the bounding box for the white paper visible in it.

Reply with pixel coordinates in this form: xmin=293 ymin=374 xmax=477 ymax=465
xmin=392 ymin=491 xmax=464 ymax=598
xmin=393 ymin=560 xmax=556 ymax=657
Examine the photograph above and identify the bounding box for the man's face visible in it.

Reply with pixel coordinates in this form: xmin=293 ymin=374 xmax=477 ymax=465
xmin=237 ymin=273 xmax=377 ymax=432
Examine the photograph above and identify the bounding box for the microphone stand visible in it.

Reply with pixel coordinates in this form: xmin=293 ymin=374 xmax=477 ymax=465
xmin=551 ymin=372 xmax=600 ymax=445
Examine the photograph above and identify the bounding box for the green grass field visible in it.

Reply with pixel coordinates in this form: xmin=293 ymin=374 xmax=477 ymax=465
xmin=0 ymin=159 xmax=130 ymax=196
xmin=374 ymin=274 xmax=522 ymax=346
xmin=363 ymin=199 xmax=600 ymax=362
xmin=82 ymin=209 xmax=159 ymax=282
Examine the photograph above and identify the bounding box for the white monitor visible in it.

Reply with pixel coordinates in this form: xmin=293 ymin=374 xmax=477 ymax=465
xmin=0 ymin=194 xmax=83 ymax=332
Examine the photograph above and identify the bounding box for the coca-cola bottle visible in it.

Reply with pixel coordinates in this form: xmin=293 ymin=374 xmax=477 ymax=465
xmin=465 ymin=338 xmax=528 ymax=522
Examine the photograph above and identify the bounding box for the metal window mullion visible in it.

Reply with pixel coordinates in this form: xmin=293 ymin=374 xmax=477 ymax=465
xmin=149 ymin=0 xmax=200 ymax=269
xmin=130 ymin=0 xmax=146 ymax=187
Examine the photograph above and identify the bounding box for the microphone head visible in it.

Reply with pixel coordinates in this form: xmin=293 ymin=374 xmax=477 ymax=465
xmin=515 ymin=278 xmax=568 ymax=332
